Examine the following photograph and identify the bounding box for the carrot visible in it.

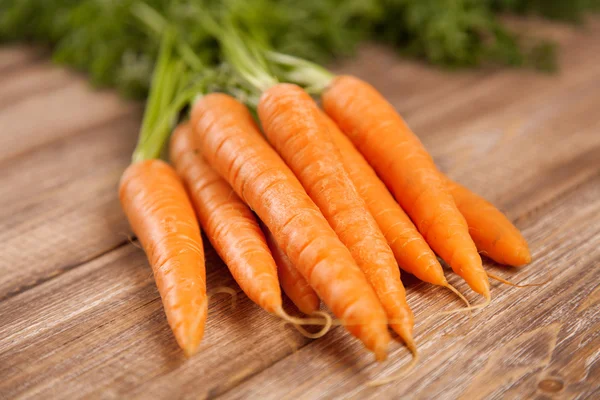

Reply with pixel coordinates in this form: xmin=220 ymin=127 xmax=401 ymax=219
xmin=120 ymin=159 xmax=206 ymax=356
xmin=321 ymin=113 xmax=440 ymax=282
xmin=191 ymin=92 xmax=391 ymax=360
xmin=262 ymin=225 xmax=320 ymax=315
xmin=321 ymin=112 xmax=467 ymax=299
xmin=258 ymin=83 xmax=415 ymax=351
xmin=117 ymin=31 xmax=208 ymax=357
xmin=169 ymin=122 xmax=282 ymax=313
xmin=322 ymin=75 xmax=490 ymax=300
xmin=445 ymin=179 xmax=531 ymax=267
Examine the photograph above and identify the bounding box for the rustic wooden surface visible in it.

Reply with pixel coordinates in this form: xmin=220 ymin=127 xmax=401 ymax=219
xmin=1 ymin=19 xmax=599 ymax=400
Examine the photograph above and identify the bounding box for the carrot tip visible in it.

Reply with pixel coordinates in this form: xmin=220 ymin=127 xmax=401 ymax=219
xmin=182 ymin=343 xmax=201 ymax=358
xmin=517 ymin=246 xmax=532 ymax=266
xmin=180 ymin=323 xmax=205 ymax=358
xmin=390 ymin=323 xmax=416 ymax=355
xmin=374 ymin=344 xmax=388 ymax=362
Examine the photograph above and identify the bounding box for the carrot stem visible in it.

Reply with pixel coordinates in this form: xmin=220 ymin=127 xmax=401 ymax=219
xmin=134 ymin=80 xmax=207 ymax=163
xmin=265 ymin=50 xmax=333 ymax=94
xmin=133 ymin=29 xmax=176 ymax=160
xmin=132 ymin=2 xmax=205 ymax=71
xmin=200 ymin=17 xmax=277 ymax=94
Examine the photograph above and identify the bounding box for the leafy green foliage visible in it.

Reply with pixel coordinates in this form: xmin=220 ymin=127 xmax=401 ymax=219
xmin=492 ymin=0 xmax=600 ymax=22
xmin=372 ymin=0 xmax=519 ymax=67
xmin=1 ymin=0 xmax=597 ymax=99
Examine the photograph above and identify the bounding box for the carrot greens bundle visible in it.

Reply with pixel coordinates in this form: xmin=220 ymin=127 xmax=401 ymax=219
xmin=120 ymin=5 xmax=534 ymax=362
xmin=3 ymin=0 xmax=598 ymax=98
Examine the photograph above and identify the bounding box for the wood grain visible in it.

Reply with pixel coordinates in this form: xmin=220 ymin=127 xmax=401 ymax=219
xmin=0 ymin=77 xmax=137 ymax=162
xmin=0 ymin=60 xmax=72 ymax=110
xmin=224 ymin=174 xmax=600 ymax=400
xmin=0 ymin=18 xmax=599 ymax=400
xmin=0 ymin=116 xmax=138 ymax=300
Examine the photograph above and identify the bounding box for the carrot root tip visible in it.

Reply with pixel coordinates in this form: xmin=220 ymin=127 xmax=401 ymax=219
xmin=487 ymin=272 xmax=549 ymax=288
xmin=436 ymin=292 xmax=491 ymax=316
xmin=443 ymin=283 xmax=471 ymax=308
xmin=275 ymin=308 xmax=333 ymax=339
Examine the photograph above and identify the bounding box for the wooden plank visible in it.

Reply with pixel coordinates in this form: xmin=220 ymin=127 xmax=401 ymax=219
xmin=0 ymin=17 xmax=599 ymax=400
xmin=0 ymin=115 xmax=139 ymax=300
xmin=0 ymin=242 xmax=311 ymax=399
xmin=217 ymin=173 xmax=600 ymax=400
xmin=0 ymin=77 xmax=137 ymax=162
xmin=426 ymin=58 xmax=600 ymax=177
xmin=444 ymin=77 xmax=600 ymax=214
xmin=1 ymin=170 xmax=596 ymax=400
xmin=0 ymin=60 xmax=73 ymax=109
xmin=0 ymin=56 xmax=142 ymax=300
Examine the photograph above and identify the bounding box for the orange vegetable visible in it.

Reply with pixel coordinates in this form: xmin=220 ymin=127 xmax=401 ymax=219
xmin=191 ymin=93 xmax=390 ymax=360
xmin=446 ymin=179 xmax=531 ymax=267
xmin=322 ymin=75 xmax=490 ymax=299
xmin=322 ymin=112 xmax=460 ymax=290
xmin=119 ymin=159 xmax=206 ymax=356
xmin=262 ymin=225 xmax=320 ymax=315
xmin=259 ymin=83 xmax=415 ymax=350
xmin=170 ymin=122 xmax=282 ymax=313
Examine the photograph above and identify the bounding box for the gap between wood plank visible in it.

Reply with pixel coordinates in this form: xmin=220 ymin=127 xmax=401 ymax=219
xmin=0 ymin=67 xmax=72 ymax=111
xmin=513 ymin=158 xmax=600 ymax=226
xmin=0 ymin=240 xmax=132 ymax=303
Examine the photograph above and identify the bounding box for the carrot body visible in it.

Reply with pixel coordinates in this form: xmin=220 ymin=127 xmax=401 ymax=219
xmin=119 ymin=159 xmax=206 ymax=356
xmin=262 ymin=225 xmax=320 ymax=315
xmin=170 ymin=123 xmax=282 ymax=313
xmin=322 ymin=75 xmax=490 ymax=298
xmin=446 ymin=179 xmax=531 ymax=266
xmin=322 ymin=112 xmax=446 ymax=285
xmin=191 ymin=93 xmax=390 ymax=360
xmin=259 ymin=84 xmax=414 ymax=347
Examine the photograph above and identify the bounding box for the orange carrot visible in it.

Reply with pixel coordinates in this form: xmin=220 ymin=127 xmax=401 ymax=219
xmin=262 ymin=224 xmax=320 ymax=315
xmin=120 ymin=159 xmax=206 ymax=356
xmin=170 ymin=122 xmax=283 ymax=313
xmin=322 ymin=112 xmax=453 ymax=287
xmin=191 ymin=93 xmax=390 ymax=360
xmin=258 ymin=83 xmax=415 ymax=350
xmin=446 ymin=179 xmax=531 ymax=267
xmin=322 ymin=75 xmax=490 ymax=300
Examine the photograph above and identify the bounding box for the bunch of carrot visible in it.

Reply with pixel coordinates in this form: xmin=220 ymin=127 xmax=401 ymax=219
xmin=118 ymin=20 xmax=532 ymax=377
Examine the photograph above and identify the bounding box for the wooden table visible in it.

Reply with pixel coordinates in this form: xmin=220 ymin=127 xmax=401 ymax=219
xmin=1 ymin=19 xmax=599 ymax=400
